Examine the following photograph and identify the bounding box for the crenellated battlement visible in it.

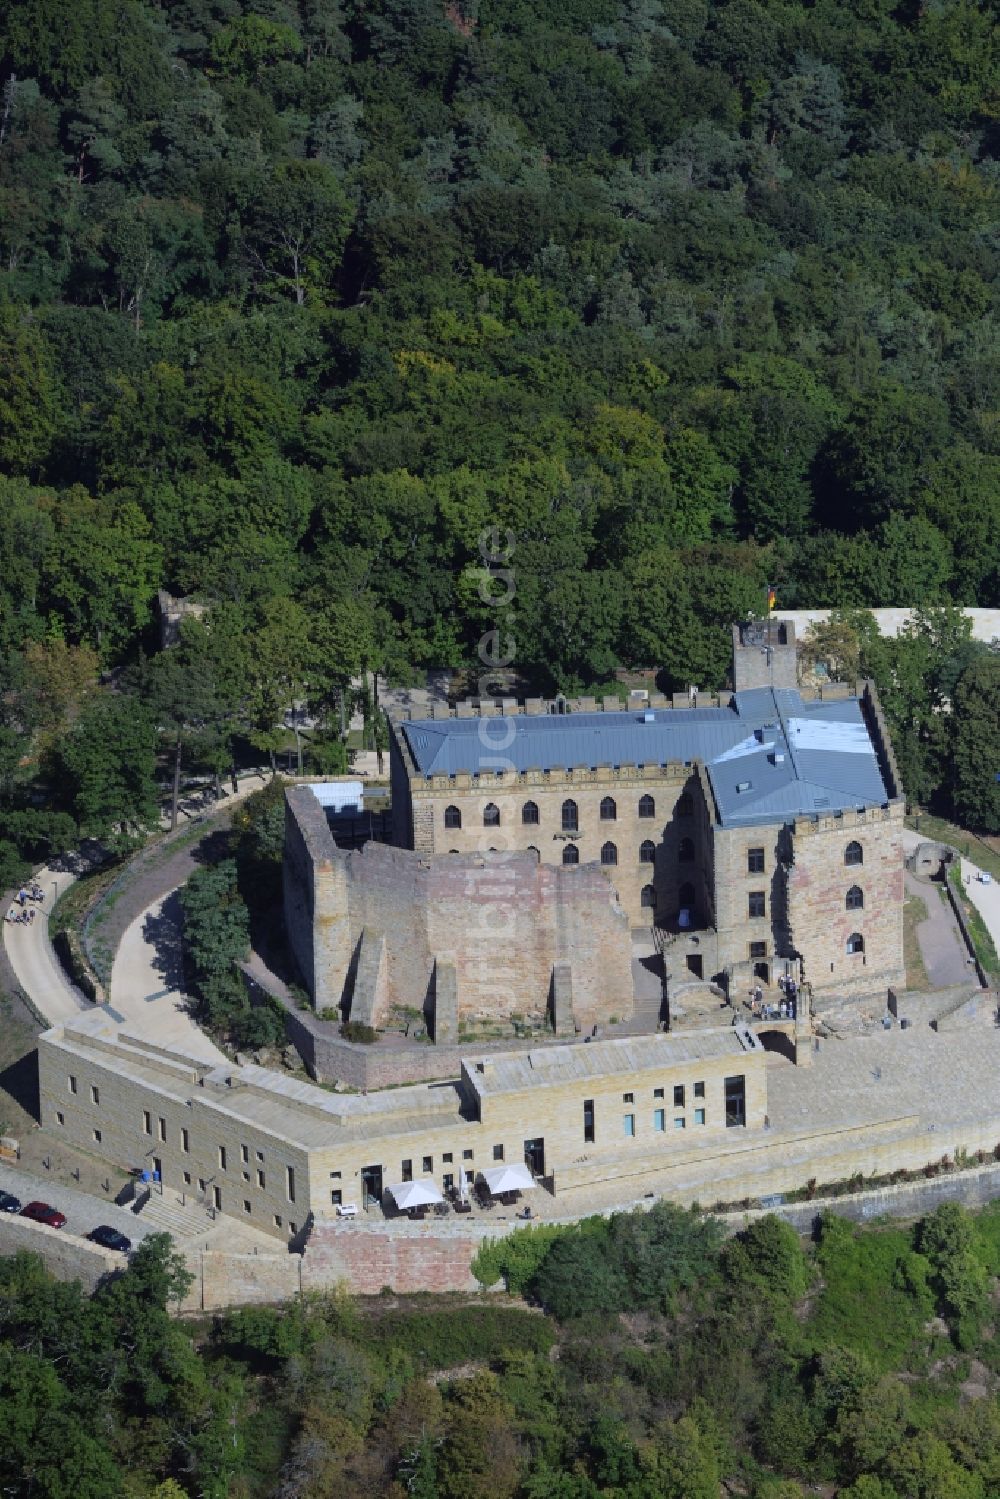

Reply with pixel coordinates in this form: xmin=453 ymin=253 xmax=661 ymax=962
xmin=389 ymin=691 xmax=732 ymax=722
xmin=792 ymin=800 xmax=904 ymax=838
xmin=412 ymin=760 xmax=696 ymax=793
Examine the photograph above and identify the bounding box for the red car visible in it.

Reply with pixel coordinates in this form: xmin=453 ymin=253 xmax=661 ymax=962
xmin=20 ymin=1201 xmax=66 ymax=1229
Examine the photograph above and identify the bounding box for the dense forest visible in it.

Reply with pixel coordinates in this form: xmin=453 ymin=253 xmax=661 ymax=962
xmin=1 ymin=0 xmax=999 ymax=879
xmin=7 ymin=1201 xmax=1000 ymax=1497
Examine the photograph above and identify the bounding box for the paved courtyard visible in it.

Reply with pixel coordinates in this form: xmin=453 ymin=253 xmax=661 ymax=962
xmin=767 ymin=1017 xmax=1000 ymax=1137
xmin=905 ymin=870 xmax=976 ymax=989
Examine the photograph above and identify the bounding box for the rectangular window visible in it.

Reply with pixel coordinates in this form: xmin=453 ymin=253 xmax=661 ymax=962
xmin=653 ymin=1087 xmax=664 ymax=1099
xmin=142 ymin=1110 xmax=151 ymax=1135
xmin=694 ymin=1081 xmax=705 ymax=1099
xmin=90 ymin=1085 xmax=99 ymax=1105
xmin=331 ymin=1189 xmax=342 ymax=1206
xmin=725 ymin=1075 xmax=746 ymax=1129
xmin=674 ymin=1117 xmax=686 ymax=1130
xmin=493 ymin=1144 xmax=504 ymax=1161
xmin=673 ymin=1084 xmax=685 ymax=1107
xmin=749 ymin=940 xmax=767 ymax=960
xmin=183 ymin=1171 xmax=192 ymax=1185
xmin=158 ymin=1117 xmax=166 ymax=1142
xmin=286 ymin=1166 xmax=296 ymax=1203
xmin=241 ymin=1144 xmax=249 ymax=1164
xmin=443 ymin=1173 xmax=454 ymax=1193
xmin=583 ymin=1099 xmax=595 ymax=1143
xmin=442 ymin=1152 xmax=453 ymax=1164
xmin=622 ymin=1091 xmax=634 ymax=1104
xmin=653 ymin=1109 xmax=665 ymax=1132
xmin=257 ymin=1170 xmax=265 ymax=1190
xmin=623 ymin=1113 xmax=635 ymax=1137
xmin=401 ymin=1158 xmax=413 ymax=1182
xmin=274 ymin=1215 xmax=283 ymax=1229
xmin=243 ymin=1200 xmax=252 ymax=1214
xmin=256 ymin=1150 xmax=264 ymax=1163
xmin=242 ymin=1171 xmax=250 ymax=1183
xmin=330 ymin=1169 xmax=341 ymax=1179
xmin=748 ymin=891 xmax=766 ymax=919
xmin=463 ymin=1149 xmax=474 ymax=1160
xmin=422 ymin=1155 xmax=433 ymax=1174
xmin=213 ymin=1186 xmax=222 ymax=1210
xmin=68 ymin=1075 xmax=77 ymax=1094
xmin=181 ymin=1128 xmax=189 ymax=1153
xmin=56 ymin=1111 xmax=64 ymax=1126
xmin=747 ymin=847 xmax=765 ymax=874
xmin=93 ymin=1128 xmax=102 ymax=1143
xmin=289 ymin=1223 xmax=297 ymax=1236
xmin=219 ymin=1145 xmax=227 ymax=1170
xmin=694 ymin=1109 xmax=706 ymax=1125
xmin=198 ymin=1179 xmax=206 ymax=1194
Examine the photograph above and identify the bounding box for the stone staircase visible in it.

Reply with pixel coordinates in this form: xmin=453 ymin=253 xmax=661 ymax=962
xmin=131 ymin=1188 xmax=217 ymax=1240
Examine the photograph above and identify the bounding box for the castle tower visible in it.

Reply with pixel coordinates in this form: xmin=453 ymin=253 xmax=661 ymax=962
xmin=731 ymin=619 xmax=798 ymax=692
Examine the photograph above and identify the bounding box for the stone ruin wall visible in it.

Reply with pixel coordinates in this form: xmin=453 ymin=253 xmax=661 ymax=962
xmin=283 ymin=787 xmax=633 ymax=1032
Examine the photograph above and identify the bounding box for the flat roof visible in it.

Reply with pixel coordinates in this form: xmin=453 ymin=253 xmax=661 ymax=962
xmin=464 ymin=1027 xmax=758 ymax=1098
xmin=401 ymin=687 xmax=891 ymax=827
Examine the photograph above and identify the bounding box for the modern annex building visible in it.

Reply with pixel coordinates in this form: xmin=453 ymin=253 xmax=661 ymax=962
xmin=388 ymin=620 xmax=905 ymax=1004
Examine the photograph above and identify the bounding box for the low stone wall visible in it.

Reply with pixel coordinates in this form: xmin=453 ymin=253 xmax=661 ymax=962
xmin=256 ymin=970 xmax=598 ymax=1089
xmin=720 ymin=1158 xmax=1000 ymax=1236
xmin=179 ymin=1249 xmax=303 ymax=1312
xmin=0 ymin=1215 xmax=121 ymax=1291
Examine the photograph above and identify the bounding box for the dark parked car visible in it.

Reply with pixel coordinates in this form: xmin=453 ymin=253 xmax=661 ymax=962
xmin=20 ymin=1201 xmax=66 ymax=1229
xmin=0 ymin=1190 xmax=21 ymax=1214
xmin=87 ymin=1225 xmax=131 ymax=1253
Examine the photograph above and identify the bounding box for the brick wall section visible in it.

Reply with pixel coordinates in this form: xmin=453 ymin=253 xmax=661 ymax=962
xmin=302 ymin=1220 xmax=489 ymax=1295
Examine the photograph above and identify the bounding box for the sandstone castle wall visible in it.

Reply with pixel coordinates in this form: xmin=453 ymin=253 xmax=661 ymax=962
xmin=283 ymin=787 xmax=633 ymax=1030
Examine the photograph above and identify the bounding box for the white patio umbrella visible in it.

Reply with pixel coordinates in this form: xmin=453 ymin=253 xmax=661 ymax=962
xmin=386 ymin=1178 xmax=444 ymax=1210
xmin=481 ymin=1163 xmax=537 ymax=1196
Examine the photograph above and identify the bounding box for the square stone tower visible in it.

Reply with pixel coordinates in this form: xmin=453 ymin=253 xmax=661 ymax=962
xmin=731 ymin=620 xmax=798 ymax=691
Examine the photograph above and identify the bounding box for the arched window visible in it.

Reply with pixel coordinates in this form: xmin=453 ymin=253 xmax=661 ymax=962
xmin=640 ymin=839 xmax=656 ymax=864
xmin=526 ymin=846 xmax=539 ymax=860
xmin=845 ymin=840 xmax=863 ymax=867
xmin=561 ymin=799 xmax=578 ymax=832
xmin=678 ymin=836 xmax=694 ymax=863
xmin=677 ymin=792 xmax=693 ymax=816
xmin=521 ymin=800 xmax=539 ymax=825
xmin=601 ymin=841 xmax=618 ymax=866
xmin=600 ymin=796 xmax=617 ymax=821
xmin=641 ymin=884 xmax=656 ymax=909
xmin=483 ymin=803 xmax=500 ymax=827
xmin=846 ymin=885 xmax=864 ymax=911
xmin=562 ymin=844 xmax=580 ymax=866
xmin=638 ymin=795 xmax=655 ymax=819
xmin=444 ymin=805 xmax=461 ymax=829
xmin=846 ymin=932 xmax=865 ymax=954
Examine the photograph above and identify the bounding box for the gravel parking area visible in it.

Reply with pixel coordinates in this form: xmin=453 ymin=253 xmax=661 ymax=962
xmin=0 ymin=1159 xmax=152 ymax=1250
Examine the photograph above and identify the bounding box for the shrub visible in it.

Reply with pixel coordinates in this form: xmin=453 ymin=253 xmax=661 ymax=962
xmin=471 ymin=1223 xmax=570 ymax=1293
xmin=341 ymin=1020 xmax=377 ymax=1044
xmin=371 ymin=1306 xmax=554 ymax=1369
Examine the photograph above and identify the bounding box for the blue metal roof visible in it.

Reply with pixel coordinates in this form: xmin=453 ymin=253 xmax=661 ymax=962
xmin=401 ymin=688 xmax=890 ymax=829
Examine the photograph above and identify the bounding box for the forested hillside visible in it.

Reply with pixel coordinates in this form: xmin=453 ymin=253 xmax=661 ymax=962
xmin=8 ymin=1202 xmax=1000 ymax=1498
xmin=1 ymin=0 xmax=1000 ymax=874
